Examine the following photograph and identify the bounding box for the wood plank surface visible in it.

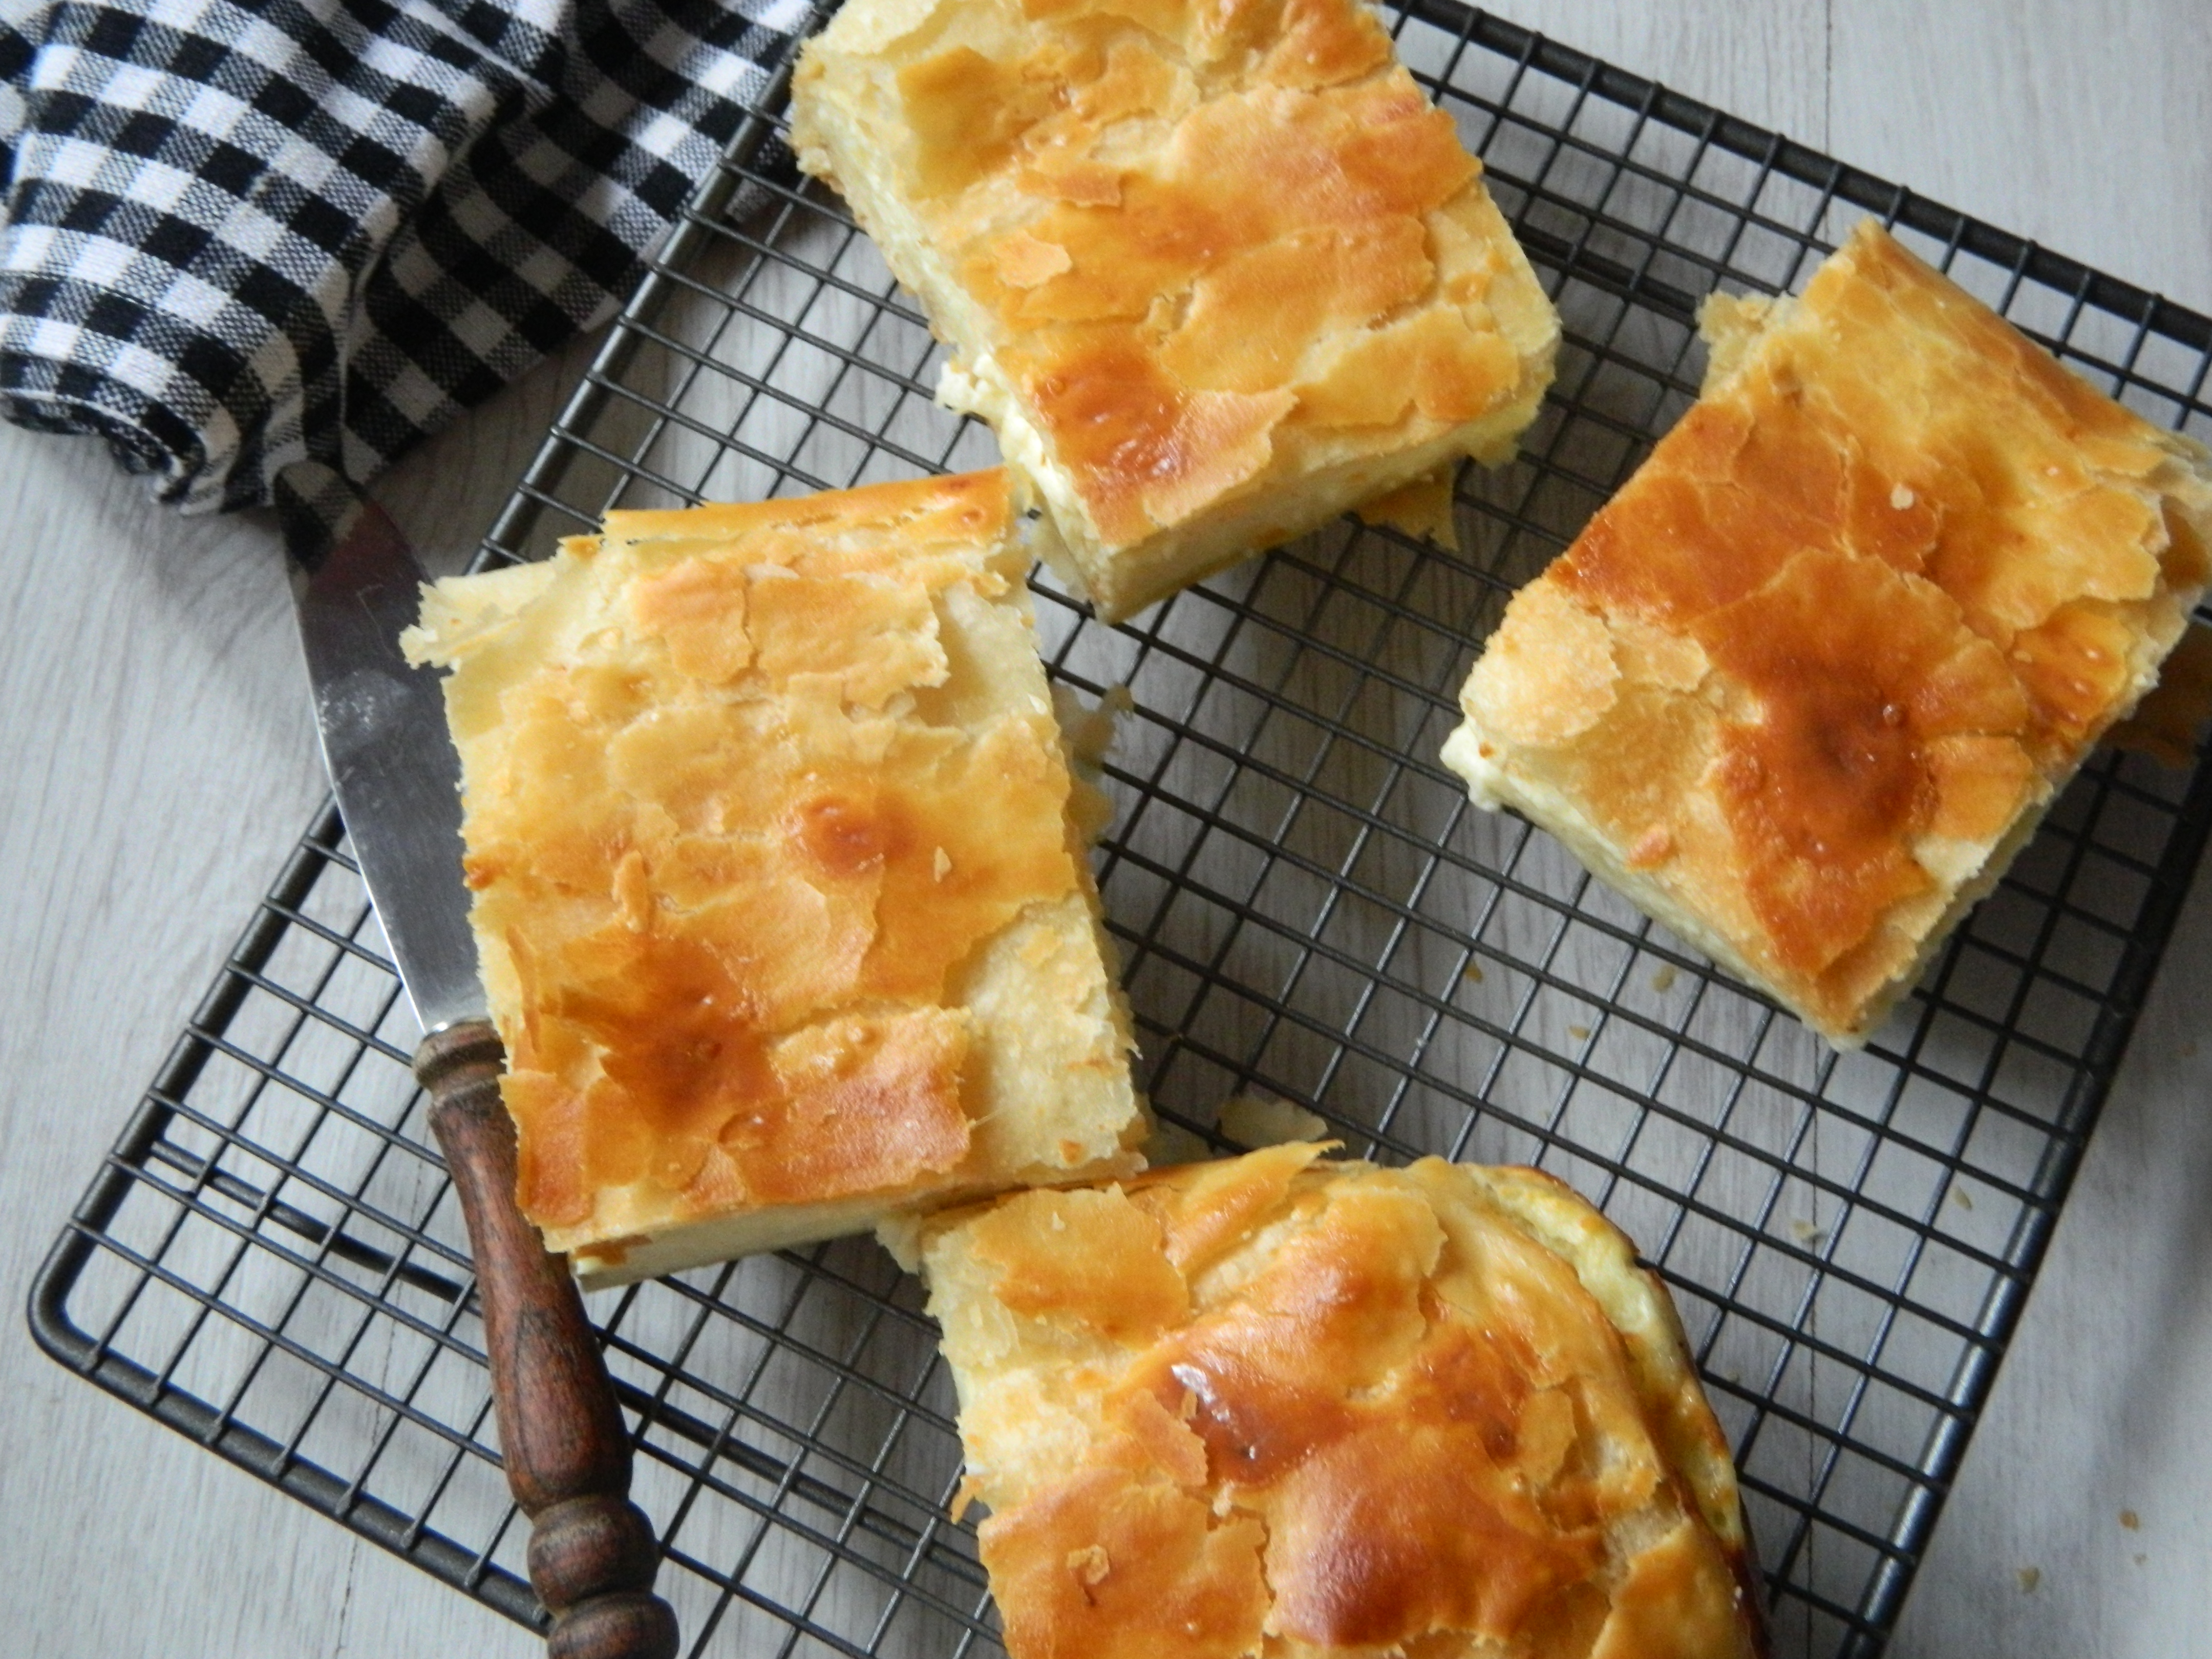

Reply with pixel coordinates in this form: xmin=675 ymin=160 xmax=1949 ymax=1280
xmin=1 ymin=3 xmax=2207 ymax=1654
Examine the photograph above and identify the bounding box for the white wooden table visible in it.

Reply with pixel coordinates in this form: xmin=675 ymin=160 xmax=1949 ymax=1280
xmin=2 ymin=2 xmax=2206 ymax=1652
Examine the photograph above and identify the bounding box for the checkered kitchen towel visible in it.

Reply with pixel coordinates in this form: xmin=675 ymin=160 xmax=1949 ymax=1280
xmin=0 ymin=0 xmax=806 ymax=555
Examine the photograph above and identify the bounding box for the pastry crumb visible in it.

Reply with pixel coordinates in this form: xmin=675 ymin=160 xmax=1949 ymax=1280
xmin=1066 ymin=1544 xmax=1111 ymax=1587
xmin=1651 ymin=965 xmax=1678 ymax=993
xmin=2121 ymin=1509 xmax=2141 ymax=1530
xmin=1144 ymin=1117 xmax=1210 ymax=1165
xmin=1220 ymin=1092 xmax=1329 ymax=1148
xmin=950 ymin=1475 xmax=983 ymax=1524
xmin=2017 ymin=1566 xmax=2041 ymax=1593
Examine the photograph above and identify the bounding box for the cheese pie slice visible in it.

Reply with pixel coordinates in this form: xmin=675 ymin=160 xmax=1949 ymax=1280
xmin=791 ymin=0 xmax=1558 ymax=621
xmin=1444 ymin=222 xmax=2212 ymax=1045
xmin=902 ymin=1147 xmax=1767 ymax=1659
xmin=403 ymin=471 xmax=1147 ymax=1285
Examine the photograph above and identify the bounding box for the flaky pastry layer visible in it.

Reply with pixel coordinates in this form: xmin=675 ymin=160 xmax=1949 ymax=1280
xmin=911 ymin=1148 xmax=1765 ymax=1659
xmin=1444 ymin=222 xmax=2212 ymax=1045
xmin=791 ymin=0 xmax=1558 ymax=620
xmin=401 ymin=471 xmax=1146 ymax=1286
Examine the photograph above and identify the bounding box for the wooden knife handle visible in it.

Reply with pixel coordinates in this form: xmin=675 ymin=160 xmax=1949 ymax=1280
xmin=416 ymin=1020 xmax=680 ymax=1659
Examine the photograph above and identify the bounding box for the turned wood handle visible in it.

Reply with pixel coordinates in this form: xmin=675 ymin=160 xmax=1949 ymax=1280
xmin=416 ymin=1020 xmax=680 ymax=1659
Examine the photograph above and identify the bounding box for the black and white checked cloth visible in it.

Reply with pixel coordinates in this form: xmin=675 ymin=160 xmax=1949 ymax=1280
xmin=0 ymin=0 xmax=805 ymax=554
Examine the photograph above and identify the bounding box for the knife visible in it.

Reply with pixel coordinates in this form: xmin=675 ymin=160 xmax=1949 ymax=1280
xmin=294 ymin=491 xmax=679 ymax=1659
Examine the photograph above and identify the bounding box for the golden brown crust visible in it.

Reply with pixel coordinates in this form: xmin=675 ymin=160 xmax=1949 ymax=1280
xmin=1445 ymin=221 xmax=2212 ymax=1043
xmin=916 ymin=1150 xmax=1766 ymax=1659
xmin=791 ymin=0 xmax=1557 ymax=618
xmin=401 ymin=471 xmax=1147 ymax=1277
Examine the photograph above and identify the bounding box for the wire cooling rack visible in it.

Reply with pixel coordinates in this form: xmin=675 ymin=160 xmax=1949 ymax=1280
xmin=30 ymin=6 xmax=2212 ymax=1657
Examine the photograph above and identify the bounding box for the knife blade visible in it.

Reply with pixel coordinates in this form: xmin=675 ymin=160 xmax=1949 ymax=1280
xmin=293 ymin=493 xmax=678 ymax=1659
xmin=295 ymin=494 xmax=483 ymax=1035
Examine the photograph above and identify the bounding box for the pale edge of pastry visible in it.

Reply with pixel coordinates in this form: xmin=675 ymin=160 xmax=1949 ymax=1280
xmin=1442 ymin=221 xmax=2212 ymax=1047
xmin=789 ymin=0 xmax=1559 ymax=622
xmin=401 ymin=471 xmax=1150 ymax=1288
xmin=901 ymin=1147 xmax=1767 ymax=1659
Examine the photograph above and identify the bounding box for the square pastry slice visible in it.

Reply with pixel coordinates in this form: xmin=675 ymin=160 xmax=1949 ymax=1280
xmin=1443 ymin=221 xmax=2212 ymax=1046
xmin=902 ymin=1146 xmax=1766 ymax=1659
xmin=401 ymin=471 xmax=1147 ymax=1287
xmin=790 ymin=0 xmax=1558 ymax=621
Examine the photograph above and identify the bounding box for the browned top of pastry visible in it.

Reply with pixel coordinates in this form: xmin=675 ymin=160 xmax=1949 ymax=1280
xmin=406 ymin=471 xmax=1102 ymax=1232
xmin=1455 ymin=222 xmax=2210 ymax=1036
xmin=919 ymin=1149 xmax=1766 ymax=1659
xmin=795 ymin=0 xmax=1556 ymax=545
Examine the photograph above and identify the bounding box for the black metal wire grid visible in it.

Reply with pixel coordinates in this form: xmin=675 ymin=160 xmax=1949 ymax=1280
xmin=29 ymin=7 xmax=2212 ymax=1657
